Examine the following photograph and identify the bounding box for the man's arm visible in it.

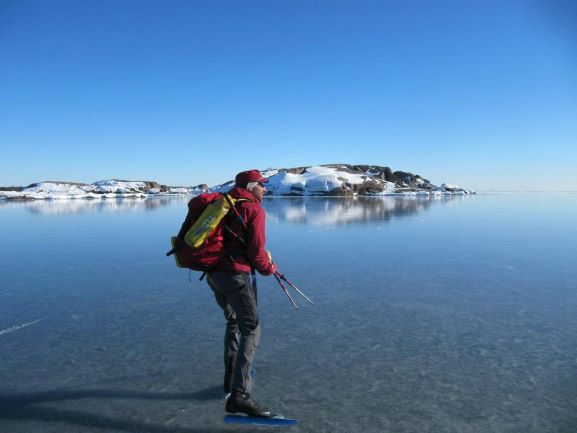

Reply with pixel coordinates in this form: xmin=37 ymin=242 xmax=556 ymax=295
xmin=246 ymin=208 xmax=276 ymax=275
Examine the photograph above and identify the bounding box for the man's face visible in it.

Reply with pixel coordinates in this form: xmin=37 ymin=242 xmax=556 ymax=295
xmin=250 ymin=182 xmax=266 ymax=201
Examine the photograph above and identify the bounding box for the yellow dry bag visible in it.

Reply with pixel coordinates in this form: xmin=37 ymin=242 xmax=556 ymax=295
xmin=184 ymin=194 xmax=238 ymax=248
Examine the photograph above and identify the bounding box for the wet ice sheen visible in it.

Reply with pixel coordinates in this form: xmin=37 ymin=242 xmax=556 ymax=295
xmin=1 ymin=194 xmax=576 ymax=433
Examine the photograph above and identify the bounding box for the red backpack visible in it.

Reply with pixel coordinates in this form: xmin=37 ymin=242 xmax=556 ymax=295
xmin=167 ymin=193 xmax=247 ymax=272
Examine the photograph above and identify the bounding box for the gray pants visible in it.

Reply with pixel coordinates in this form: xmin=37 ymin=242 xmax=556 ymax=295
xmin=207 ymin=271 xmax=260 ymax=394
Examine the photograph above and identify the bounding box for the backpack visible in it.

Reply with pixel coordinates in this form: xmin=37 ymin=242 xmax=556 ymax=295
xmin=167 ymin=192 xmax=248 ymax=272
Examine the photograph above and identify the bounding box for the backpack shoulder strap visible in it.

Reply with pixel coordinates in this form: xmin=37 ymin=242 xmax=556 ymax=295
xmin=223 ymin=193 xmax=250 ymax=230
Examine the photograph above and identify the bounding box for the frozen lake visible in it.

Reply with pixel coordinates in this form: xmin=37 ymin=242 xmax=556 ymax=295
xmin=1 ymin=194 xmax=577 ymax=433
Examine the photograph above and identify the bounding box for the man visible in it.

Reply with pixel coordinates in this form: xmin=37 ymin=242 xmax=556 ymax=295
xmin=206 ymin=169 xmax=277 ymax=417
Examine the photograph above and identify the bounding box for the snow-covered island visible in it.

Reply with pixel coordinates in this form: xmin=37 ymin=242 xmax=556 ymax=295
xmin=213 ymin=164 xmax=474 ymax=196
xmin=0 ymin=180 xmax=207 ymax=201
xmin=0 ymin=164 xmax=474 ymax=201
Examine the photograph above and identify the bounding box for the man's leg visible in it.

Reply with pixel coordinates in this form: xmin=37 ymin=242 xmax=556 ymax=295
xmin=227 ymin=273 xmax=260 ymax=394
xmin=207 ymin=273 xmax=240 ymax=394
xmin=208 ymin=272 xmax=270 ymax=417
xmin=223 ymin=317 xmax=240 ymax=394
xmin=208 ymin=272 xmax=260 ymax=394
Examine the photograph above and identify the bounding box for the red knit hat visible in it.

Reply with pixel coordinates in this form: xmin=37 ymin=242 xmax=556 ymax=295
xmin=235 ymin=169 xmax=268 ymax=186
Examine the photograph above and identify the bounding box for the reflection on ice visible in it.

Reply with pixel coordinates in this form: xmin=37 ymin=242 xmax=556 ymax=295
xmin=0 ymin=194 xmax=473 ymax=221
xmin=264 ymin=195 xmax=469 ymax=226
xmin=0 ymin=196 xmax=191 ymax=214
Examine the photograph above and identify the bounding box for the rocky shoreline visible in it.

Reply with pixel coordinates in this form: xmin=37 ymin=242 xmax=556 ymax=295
xmin=0 ymin=164 xmax=474 ymax=201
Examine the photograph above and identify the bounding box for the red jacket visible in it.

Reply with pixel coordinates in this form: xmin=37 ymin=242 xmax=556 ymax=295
xmin=215 ymin=187 xmax=275 ymax=276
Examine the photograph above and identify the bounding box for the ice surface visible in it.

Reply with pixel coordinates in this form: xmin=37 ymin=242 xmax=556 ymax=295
xmin=0 ymin=194 xmax=576 ymax=433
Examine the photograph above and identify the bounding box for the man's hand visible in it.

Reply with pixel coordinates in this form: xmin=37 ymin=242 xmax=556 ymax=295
xmin=266 ymin=250 xmax=277 ymax=274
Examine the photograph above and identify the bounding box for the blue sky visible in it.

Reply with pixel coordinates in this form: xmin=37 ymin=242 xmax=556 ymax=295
xmin=1 ymin=0 xmax=576 ymax=191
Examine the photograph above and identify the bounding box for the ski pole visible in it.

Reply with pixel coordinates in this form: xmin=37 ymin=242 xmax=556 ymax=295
xmin=274 ymin=272 xmax=300 ymax=310
xmin=275 ymin=271 xmax=314 ymax=305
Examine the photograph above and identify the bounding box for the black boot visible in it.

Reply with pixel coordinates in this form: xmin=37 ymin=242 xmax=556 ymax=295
xmin=225 ymin=391 xmax=271 ymax=417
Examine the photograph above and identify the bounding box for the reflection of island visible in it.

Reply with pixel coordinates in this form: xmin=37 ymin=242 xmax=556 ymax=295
xmin=0 ymin=196 xmax=190 ymax=215
xmin=263 ymin=196 xmax=469 ymax=226
xmin=1 ymin=195 xmax=471 ymax=221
